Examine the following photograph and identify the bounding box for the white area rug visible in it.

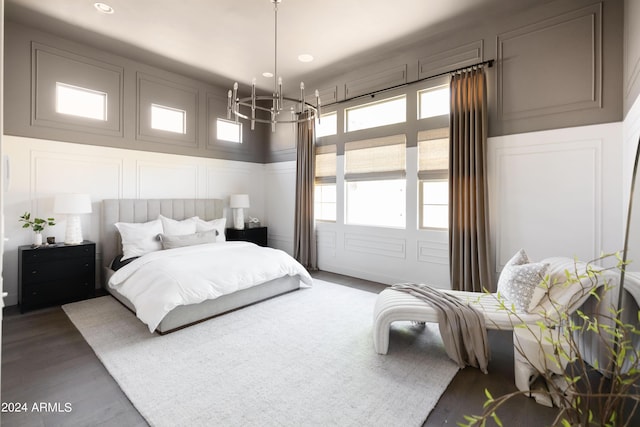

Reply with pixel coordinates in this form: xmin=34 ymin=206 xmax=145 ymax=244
xmin=63 ymin=280 xmax=458 ymax=427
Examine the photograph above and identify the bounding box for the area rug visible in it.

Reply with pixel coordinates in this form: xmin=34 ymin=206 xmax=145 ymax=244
xmin=63 ymin=280 xmax=458 ymax=427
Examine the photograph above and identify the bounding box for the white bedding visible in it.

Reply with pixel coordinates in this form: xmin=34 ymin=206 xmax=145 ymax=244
xmin=109 ymin=241 xmax=313 ymax=332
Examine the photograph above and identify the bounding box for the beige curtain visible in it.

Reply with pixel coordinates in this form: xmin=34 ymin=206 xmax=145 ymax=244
xmin=449 ymin=67 xmax=492 ymax=292
xmin=293 ymin=112 xmax=318 ymax=270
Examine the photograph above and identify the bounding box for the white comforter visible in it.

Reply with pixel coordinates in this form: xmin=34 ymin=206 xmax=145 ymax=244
xmin=108 ymin=241 xmax=313 ymax=332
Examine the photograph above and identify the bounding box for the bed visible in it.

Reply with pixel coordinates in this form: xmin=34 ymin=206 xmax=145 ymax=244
xmin=101 ymin=199 xmax=312 ymax=334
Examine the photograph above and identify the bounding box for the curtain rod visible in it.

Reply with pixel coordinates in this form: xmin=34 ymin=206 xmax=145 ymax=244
xmin=322 ymin=59 xmax=494 ymax=108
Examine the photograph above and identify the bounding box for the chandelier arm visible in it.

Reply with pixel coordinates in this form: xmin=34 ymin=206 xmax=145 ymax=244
xmin=235 ymin=96 xmax=318 ymax=113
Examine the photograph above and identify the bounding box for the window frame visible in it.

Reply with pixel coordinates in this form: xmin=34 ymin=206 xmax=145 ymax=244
xmin=216 ymin=118 xmax=243 ymax=143
xmin=55 ymin=82 xmax=108 ymax=121
xmin=150 ymin=103 xmax=187 ymax=134
xmin=316 ymin=111 xmax=338 ymax=138
xmin=419 ymin=178 xmax=449 ymax=230
xmin=417 ymin=128 xmax=450 ymax=230
xmin=343 ymin=134 xmax=407 ymax=228
xmin=314 ymin=144 xmax=337 ymax=222
xmin=417 ymin=84 xmax=450 ymax=120
xmin=344 ymin=94 xmax=407 ymax=133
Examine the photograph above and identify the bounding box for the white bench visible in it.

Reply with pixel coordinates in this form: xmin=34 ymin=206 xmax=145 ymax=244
xmin=372 ymin=287 xmax=548 ymax=355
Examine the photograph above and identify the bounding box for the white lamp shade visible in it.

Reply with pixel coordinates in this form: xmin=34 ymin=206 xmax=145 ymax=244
xmin=229 ymin=194 xmax=250 ymax=209
xmin=53 ymin=193 xmax=92 ymax=214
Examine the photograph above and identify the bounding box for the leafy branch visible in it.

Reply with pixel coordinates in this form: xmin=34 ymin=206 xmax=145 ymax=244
xmin=460 ymin=253 xmax=639 ymax=426
xmin=19 ymin=212 xmax=55 ymax=233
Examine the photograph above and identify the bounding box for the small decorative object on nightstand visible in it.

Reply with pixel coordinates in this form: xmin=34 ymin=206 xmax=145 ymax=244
xmin=18 ymin=240 xmax=96 ymax=313
xmin=226 ymin=226 xmax=267 ymax=247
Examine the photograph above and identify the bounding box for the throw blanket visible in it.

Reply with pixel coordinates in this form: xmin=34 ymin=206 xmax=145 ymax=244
xmin=391 ymin=283 xmax=490 ymax=373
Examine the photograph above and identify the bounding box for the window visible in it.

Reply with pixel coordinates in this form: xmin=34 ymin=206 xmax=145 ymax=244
xmin=315 ymin=144 xmax=336 ymax=221
xmin=345 ymin=95 xmax=406 ymax=132
xmin=418 ymin=128 xmax=449 ymax=229
xmin=55 ymin=82 xmax=107 ymax=121
xmin=151 ymin=104 xmax=186 ymax=134
xmin=217 ymin=118 xmax=242 ymax=143
xmin=316 ymin=111 xmax=337 ymax=138
xmin=418 ymin=85 xmax=449 ymax=119
xmin=344 ymin=135 xmax=406 ymax=227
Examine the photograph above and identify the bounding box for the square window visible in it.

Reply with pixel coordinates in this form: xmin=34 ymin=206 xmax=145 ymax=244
xmin=217 ymin=118 xmax=243 ymax=143
xmin=314 ymin=184 xmax=336 ymax=222
xmin=151 ymin=104 xmax=186 ymax=134
xmin=418 ymin=86 xmax=449 ymax=119
xmin=55 ymin=82 xmax=107 ymax=121
xmin=316 ymin=112 xmax=337 ymax=138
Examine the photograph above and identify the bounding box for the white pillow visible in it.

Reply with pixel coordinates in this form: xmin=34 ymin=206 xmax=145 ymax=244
xmin=194 ymin=217 xmax=226 ymax=242
xmin=159 ymin=215 xmax=197 ymax=236
xmin=497 ymin=249 xmax=550 ymax=313
xmin=158 ymin=230 xmax=218 ymax=250
xmin=115 ymin=219 xmax=163 ymax=260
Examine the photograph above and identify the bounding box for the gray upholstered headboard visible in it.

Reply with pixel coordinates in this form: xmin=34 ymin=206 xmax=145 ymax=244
xmin=101 ymin=199 xmax=225 ymax=279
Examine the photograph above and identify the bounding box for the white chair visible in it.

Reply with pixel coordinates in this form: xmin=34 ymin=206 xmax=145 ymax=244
xmin=372 ymin=257 xmax=613 ymax=398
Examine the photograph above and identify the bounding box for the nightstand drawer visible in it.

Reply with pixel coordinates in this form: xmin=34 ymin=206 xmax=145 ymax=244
xmin=21 ymin=244 xmax=95 ymax=264
xmin=21 ymin=258 xmax=94 ymax=285
xmin=22 ymin=280 xmax=94 ymax=309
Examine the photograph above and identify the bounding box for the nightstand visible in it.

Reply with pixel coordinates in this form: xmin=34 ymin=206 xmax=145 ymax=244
xmin=18 ymin=241 xmax=96 ymax=313
xmin=226 ymin=226 xmax=268 ymax=247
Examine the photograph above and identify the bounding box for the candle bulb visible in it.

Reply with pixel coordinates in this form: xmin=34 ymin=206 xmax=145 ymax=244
xmin=315 ymin=90 xmax=321 ymax=123
xmin=251 ymin=78 xmax=256 ymax=130
xmin=278 ymin=77 xmax=283 ymax=112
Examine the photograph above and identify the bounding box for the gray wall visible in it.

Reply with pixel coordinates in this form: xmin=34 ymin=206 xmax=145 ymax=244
xmin=4 ymin=21 xmax=269 ymax=163
xmin=267 ymin=0 xmax=623 ymax=162
xmin=3 ymin=0 xmax=625 ymax=164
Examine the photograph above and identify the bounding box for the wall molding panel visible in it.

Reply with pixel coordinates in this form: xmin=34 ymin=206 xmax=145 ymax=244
xmin=31 ymin=42 xmax=124 ymax=137
xmin=136 ymin=161 xmax=199 ymax=199
xmin=136 ymin=72 xmax=199 ymax=148
xmin=418 ymin=40 xmax=484 ymax=80
xmin=344 ymin=64 xmax=408 ymax=99
xmin=497 ymin=3 xmax=602 ymax=122
xmin=344 ymin=233 xmax=406 ymax=259
xmin=488 ymin=123 xmax=622 ymax=279
xmin=417 ymin=239 xmax=448 ymax=265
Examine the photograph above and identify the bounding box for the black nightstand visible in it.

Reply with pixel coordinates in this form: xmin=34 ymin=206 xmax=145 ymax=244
xmin=18 ymin=241 xmax=96 ymax=313
xmin=226 ymin=226 xmax=268 ymax=247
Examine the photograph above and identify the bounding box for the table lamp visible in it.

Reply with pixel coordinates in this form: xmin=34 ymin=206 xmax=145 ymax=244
xmin=229 ymin=194 xmax=250 ymax=230
xmin=54 ymin=193 xmax=92 ymax=244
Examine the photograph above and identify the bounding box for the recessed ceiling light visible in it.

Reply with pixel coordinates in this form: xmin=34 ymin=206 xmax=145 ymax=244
xmin=262 ymin=72 xmax=274 ymax=78
xmin=298 ymin=54 xmax=314 ymax=63
xmin=94 ymin=2 xmax=115 ymax=14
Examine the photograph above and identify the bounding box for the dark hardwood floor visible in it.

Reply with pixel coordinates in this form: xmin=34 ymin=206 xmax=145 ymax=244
xmin=2 ymin=271 xmax=561 ymax=426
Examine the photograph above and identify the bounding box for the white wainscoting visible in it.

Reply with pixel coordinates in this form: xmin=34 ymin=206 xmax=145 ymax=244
xmin=263 ymin=161 xmax=297 ymax=254
xmin=2 ymin=135 xmax=266 ymax=306
xmin=2 ymin=121 xmax=625 ymax=304
xmin=488 ymin=122 xmax=623 ymax=277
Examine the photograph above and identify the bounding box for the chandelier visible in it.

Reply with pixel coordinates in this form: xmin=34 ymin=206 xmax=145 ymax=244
xmin=227 ymin=0 xmax=320 ymax=132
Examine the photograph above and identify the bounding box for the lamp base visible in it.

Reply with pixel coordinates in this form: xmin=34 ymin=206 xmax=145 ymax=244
xmin=64 ymin=215 xmax=84 ymax=245
xmin=232 ymin=208 xmax=245 ymax=230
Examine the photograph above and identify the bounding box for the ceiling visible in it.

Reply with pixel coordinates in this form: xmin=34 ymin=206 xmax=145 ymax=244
xmin=5 ymin=0 xmax=545 ymax=93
